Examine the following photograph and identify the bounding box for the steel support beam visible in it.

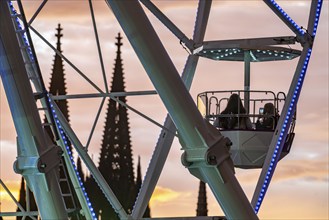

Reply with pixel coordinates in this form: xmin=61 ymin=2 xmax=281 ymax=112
xmin=0 ymin=2 xmax=67 ymax=218
xmin=51 ymin=101 xmax=129 ymax=220
xmin=132 ymin=1 xmax=211 ymax=218
xmin=105 ymin=1 xmax=258 ymax=219
xmin=200 ymin=36 xmax=296 ymax=51
xmin=252 ymin=0 xmax=322 ymax=212
xmin=244 ymin=51 xmax=251 ymax=113
xmin=52 ymin=90 xmax=157 ymax=100
xmin=140 ymin=0 xmax=194 ymax=51
xmin=263 ymin=0 xmax=305 ymax=37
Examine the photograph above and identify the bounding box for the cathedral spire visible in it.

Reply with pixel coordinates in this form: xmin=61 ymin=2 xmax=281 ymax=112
xmin=95 ymin=32 xmax=135 ymax=219
xmin=49 ymin=23 xmax=69 ymax=122
xmin=196 ymin=180 xmax=208 ymax=216
xmin=115 ymin=32 xmax=122 ymax=51
xmin=55 ymin=23 xmax=63 ymax=52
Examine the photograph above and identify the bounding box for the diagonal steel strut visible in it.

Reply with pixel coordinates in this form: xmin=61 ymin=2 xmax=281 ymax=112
xmin=105 ymin=1 xmax=258 ymax=219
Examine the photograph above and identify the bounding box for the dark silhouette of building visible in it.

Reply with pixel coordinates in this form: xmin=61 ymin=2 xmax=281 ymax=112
xmin=45 ymin=23 xmax=70 ymax=144
xmin=86 ymin=33 xmax=136 ymax=220
xmin=136 ymin=156 xmax=151 ymax=218
xmin=49 ymin=24 xmax=69 ymax=121
xmin=196 ymin=181 xmax=208 ymax=216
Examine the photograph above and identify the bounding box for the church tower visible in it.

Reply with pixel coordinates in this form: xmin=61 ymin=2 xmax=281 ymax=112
xmin=196 ymin=180 xmax=208 ymax=216
xmin=95 ymin=33 xmax=135 ymax=219
xmin=48 ymin=23 xmax=69 ymax=122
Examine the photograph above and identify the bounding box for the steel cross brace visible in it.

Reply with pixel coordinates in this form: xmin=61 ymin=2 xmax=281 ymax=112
xmin=0 ymin=1 xmax=67 ymax=218
xmin=132 ymin=1 xmax=211 ymax=218
xmin=105 ymin=1 xmax=258 ymax=219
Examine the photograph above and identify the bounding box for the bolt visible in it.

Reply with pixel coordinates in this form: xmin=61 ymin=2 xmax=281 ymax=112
xmin=207 ymin=155 xmax=217 ymax=165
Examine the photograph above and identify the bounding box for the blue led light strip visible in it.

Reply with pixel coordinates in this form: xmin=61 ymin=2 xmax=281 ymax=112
xmin=255 ymin=47 xmax=313 ymax=213
xmin=255 ymin=1 xmax=323 ymax=212
xmin=8 ymin=2 xmax=96 ymax=218
xmin=268 ymin=0 xmax=305 ymax=36
xmin=48 ymin=95 xmax=97 ymax=220
xmin=312 ymin=0 xmax=322 ymax=36
xmin=8 ymin=1 xmax=35 ymax=62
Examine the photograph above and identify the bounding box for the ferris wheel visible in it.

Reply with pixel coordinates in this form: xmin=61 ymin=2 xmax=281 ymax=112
xmin=0 ymin=0 xmax=324 ymax=219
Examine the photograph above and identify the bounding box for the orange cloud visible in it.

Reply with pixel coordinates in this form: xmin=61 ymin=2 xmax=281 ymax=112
xmin=150 ymin=186 xmax=183 ymax=205
xmin=0 ymin=180 xmax=20 ymax=212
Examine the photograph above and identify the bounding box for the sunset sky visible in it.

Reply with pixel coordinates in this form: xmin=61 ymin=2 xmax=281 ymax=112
xmin=0 ymin=1 xmax=328 ymax=219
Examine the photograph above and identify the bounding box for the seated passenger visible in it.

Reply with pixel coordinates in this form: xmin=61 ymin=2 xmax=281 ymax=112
xmin=256 ymin=102 xmax=277 ymax=130
xmin=214 ymin=93 xmax=252 ymax=130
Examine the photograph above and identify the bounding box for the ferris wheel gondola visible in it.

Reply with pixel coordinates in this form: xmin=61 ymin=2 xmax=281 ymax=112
xmin=196 ymin=44 xmax=301 ymax=168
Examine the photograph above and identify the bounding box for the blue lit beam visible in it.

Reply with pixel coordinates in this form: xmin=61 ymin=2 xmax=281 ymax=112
xmin=307 ymin=0 xmax=323 ymax=37
xmin=48 ymin=96 xmax=97 ymax=220
xmin=50 ymin=99 xmax=129 ymax=219
xmin=14 ymin=0 xmax=60 ymax=142
xmin=252 ymin=0 xmax=323 ymax=212
xmin=263 ymin=0 xmax=305 ymax=37
xmin=0 ymin=1 xmax=67 ymax=218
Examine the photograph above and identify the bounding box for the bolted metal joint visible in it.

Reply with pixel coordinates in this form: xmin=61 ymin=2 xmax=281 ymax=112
xmin=296 ymin=32 xmax=314 ymax=48
xmin=37 ymin=145 xmax=63 ymax=173
xmin=206 ymin=136 xmax=232 ymax=167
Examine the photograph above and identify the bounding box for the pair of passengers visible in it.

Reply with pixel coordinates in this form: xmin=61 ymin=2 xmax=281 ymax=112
xmin=214 ymin=94 xmax=276 ymax=130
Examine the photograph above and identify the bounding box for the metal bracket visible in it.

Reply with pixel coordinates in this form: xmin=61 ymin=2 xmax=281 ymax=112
xmin=14 ymin=136 xmax=62 ymax=175
xmin=296 ymin=32 xmax=314 ymax=48
xmin=206 ymin=136 xmax=232 ymax=166
xmin=37 ymin=144 xmax=63 ymax=173
xmin=181 ymin=120 xmax=234 ymax=184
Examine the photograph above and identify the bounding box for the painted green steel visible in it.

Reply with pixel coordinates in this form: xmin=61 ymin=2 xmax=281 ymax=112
xmin=105 ymin=1 xmax=258 ymax=219
xmin=0 ymin=2 xmax=67 ymax=218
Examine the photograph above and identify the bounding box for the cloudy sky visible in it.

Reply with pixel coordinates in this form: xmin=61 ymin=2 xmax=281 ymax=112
xmin=1 ymin=1 xmax=328 ymax=219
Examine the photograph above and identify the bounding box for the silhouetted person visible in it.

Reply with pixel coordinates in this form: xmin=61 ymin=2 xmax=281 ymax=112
xmin=214 ymin=93 xmax=252 ymax=129
xmin=256 ymin=102 xmax=277 ymax=130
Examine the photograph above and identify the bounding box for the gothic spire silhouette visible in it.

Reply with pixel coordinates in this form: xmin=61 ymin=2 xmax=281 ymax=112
xmin=196 ymin=180 xmax=208 ymax=216
xmin=136 ymin=156 xmax=151 ymax=217
xmin=49 ymin=23 xmax=69 ymax=121
xmin=95 ymin=32 xmax=135 ymax=219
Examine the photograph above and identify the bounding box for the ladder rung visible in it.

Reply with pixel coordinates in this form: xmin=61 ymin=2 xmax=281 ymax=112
xmin=24 ymin=60 xmax=35 ymax=65
xmin=42 ymin=122 xmax=53 ymax=127
xmin=11 ymin=13 xmax=22 ymax=19
xmin=33 ymin=92 xmax=43 ymax=100
xmin=19 ymin=45 xmax=29 ymax=49
xmin=66 ymin=208 xmax=79 ymax=213
xmin=28 ymin=76 xmax=38 ymax=81
xmin=37 ymin=107 xmax=48 ymax=111
xmin=62 ymin=193 xmax=73 ymax=197
xmin=15 ymin=28 xmax=25 ymax=34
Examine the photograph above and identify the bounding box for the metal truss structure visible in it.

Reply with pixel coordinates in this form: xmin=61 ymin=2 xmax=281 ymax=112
xmin=0 ymin=0 xmax=323 ymax=219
